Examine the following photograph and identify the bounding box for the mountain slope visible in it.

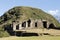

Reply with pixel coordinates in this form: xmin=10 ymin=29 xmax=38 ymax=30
xmin=54 ymin=15 xmax=60 ymax=23
xmin=0 ymin=6 xmax=60 ymax=27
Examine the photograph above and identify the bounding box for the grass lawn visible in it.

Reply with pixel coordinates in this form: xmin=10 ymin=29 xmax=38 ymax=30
xmin=0 ymin=35 xmax=60 ymax=40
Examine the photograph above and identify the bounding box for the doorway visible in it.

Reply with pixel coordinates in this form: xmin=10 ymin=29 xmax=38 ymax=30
xmin=43 ymin=21 xmax=47 ymax=28
xmin=27 ymin=19 xmax=31 ymax=27
xmin=35 ymin=22 xmax=37 ymax=27
xmin=16 ymin=24 xmax=19 ymax=30
xmin=49 ymin=23 xmax=55 ymax=29
xmin=22 ymin=22 xmax=26 ymax=27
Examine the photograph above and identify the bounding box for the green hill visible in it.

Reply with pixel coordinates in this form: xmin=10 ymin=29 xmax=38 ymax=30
xmin=0 ymin=6 xmax=60 ymax=37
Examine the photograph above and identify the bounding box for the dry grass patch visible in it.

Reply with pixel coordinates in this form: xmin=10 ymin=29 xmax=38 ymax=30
xmin=0 ymin=36 xmax=60 ymax=40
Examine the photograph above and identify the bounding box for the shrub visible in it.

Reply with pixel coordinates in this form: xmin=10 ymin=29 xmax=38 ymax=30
xmin=0 ymin=31 xmax=10 ymax=38
xmin=0 ymin=27 xmax=10 ymax=38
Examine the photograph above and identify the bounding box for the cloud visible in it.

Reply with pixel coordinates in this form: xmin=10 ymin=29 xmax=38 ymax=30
xmin=48 ymin=10 xmax=59 ymax=15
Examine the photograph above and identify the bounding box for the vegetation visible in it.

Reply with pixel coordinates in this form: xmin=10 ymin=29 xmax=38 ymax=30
xmin=0 ymin=6 xmax=60 ymax=37
xmin=0 ymin=27 xmax=9 ymax=38
xmin=0 ymin=36 xmax=60 ymax=40
xmin=0 ymin=6 xmax=60 ymax=26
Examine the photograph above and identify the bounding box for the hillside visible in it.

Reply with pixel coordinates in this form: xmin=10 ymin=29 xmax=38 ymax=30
xmin=0 ymin=6 xmax=60 ymax=37
xmin=0 ymin=6 xmax=60 ymax=27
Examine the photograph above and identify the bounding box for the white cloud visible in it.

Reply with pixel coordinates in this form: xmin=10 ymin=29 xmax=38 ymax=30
xmin=48 ymin=10 xmax=59 ymax=15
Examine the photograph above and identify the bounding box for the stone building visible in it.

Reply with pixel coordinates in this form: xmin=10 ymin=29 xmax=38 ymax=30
xmin=12 ymin=19 xmax=56 ymax=31
xmin=4 ymin=19 xmax=56 ymax=36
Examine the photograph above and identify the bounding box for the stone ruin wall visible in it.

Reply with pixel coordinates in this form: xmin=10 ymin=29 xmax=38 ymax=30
xmin=12 ymin=19 xmax=56 ymax=31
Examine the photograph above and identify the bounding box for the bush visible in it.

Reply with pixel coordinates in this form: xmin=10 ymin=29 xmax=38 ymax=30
xmin=0 ymin=31 xmax=10 ymax=38
xmin=0 ymin=27 xmax=10 ymax=38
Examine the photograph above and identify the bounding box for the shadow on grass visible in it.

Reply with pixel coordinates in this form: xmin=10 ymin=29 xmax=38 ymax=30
xmin=16 ymin=32 xmax=39 ymax=37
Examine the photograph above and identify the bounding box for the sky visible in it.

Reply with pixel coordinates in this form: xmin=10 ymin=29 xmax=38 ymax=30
xmin=0 ymin=0 xmax=60 ymax=16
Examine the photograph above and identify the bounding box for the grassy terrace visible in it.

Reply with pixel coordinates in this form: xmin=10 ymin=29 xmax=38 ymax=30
xmin=0 ymin=36 xmax=60 ymax=40
xmin=14 ymin=29 xmax=60 ymax=36
xmin=0 ymin=29 xmax=60 ymax=40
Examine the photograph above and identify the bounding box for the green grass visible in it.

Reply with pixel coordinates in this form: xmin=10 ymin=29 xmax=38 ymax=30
xmin=0 ymin=36 xmax=60 ymax=40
